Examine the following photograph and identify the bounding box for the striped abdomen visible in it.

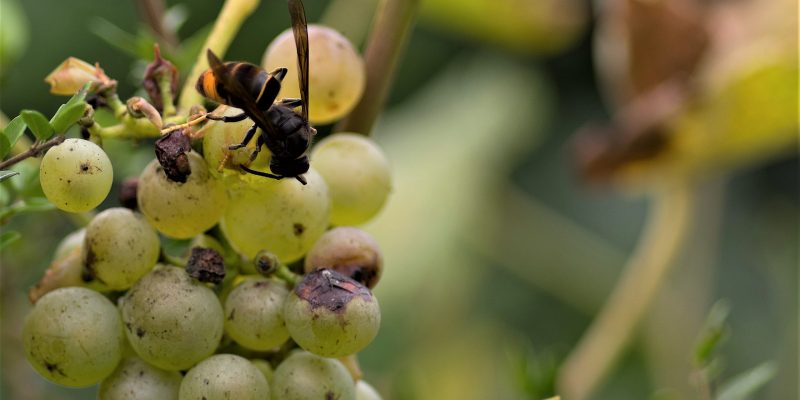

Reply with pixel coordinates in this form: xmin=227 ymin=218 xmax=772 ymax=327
xmin=196 ymin=62 xmax=280 ymax=110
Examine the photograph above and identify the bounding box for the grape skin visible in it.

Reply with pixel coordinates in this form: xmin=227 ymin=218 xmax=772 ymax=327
xmin=23 ymin=287 xmax=123 ymax=387
xmin=98 ymin=356 xmax=182 ymax=400
xmin=120 ymin=265 xmax=224 ymax=371
xmin=310 ymin=133 xmax=391 ymax=226
xmin=263 ymin=25 xmax=365 ymax=124
xmin=39 ymin=138 xmax=114 ymax=212
xmin=201 ymin=105 xmax=271 ymax=180
xmin=356 ymin=380 xmax=383 ymax=400
xmin=137 ymin=152 xmax=228 ymax=239
xmin=82 ymin=207 xmax=160 ymax=290
xmin=220 ymin=167 xmax=330 ymax=262
xmin=179 ymin=354 xmax=270 ymax=400
xmin=271 ymin=351 xmax=355 ymax=400
xmin=304 ymin=226 xmax=383 ymax=288
xmin=224 ymin=276 xmax=290 ymax=351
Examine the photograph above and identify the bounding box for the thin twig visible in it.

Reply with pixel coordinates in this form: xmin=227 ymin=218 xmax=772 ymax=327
xmin=557 ymin=182 xmax=696 ymax=400
xmin=334 ymin=0 xmax=418 ymax=136
xmin=135 ymin=0 xmax=179 ymax=49
xmin=0 ymin=136 xmax=66 ymax=170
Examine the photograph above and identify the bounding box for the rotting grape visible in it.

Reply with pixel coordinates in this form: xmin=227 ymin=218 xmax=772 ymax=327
xmin=39 ymin=138 xmax=113 ymax=213
xmin=82 ymin=207 xmax=160 ymax=290
xmin=120 ymin=265 xmax=224 ymax=371
xmin=284 ymin=269 xmax=381 ymax=358
xmin=224 ymin=276 xmax=290 ymax=351
xmin=137 ymin=152 xmax=228 ymax=239
xmin=98 ymin=356 xmax=182 ymax=400
xmin=220 ymin=167 xmax=329 ymax=262
xmin=179 ymin=354 xmax=270 ymax=400
xmin=311 ymin=133 xmax=391 ymax=226
xmin=263 ymin=25 xmax=365 ymax=124
xmin=23 ymin=287 xmax=123 ymax=387
xmin=271 ymin=351 xmax=355 ymax=400
xmin=304 ymin=226 xmax=383 ymax=289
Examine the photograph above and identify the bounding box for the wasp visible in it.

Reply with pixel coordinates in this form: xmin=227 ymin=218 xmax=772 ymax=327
xmin=196 ymin=0 xmax=313 ymax=184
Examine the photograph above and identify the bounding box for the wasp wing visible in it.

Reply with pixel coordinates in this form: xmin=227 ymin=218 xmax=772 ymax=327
xmin=288 ymin=0 xmax=309 ymax=121
xmin=205 ymin=49 xmax=283 ymax=144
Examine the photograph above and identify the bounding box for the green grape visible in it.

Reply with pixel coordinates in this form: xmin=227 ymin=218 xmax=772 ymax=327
xmin=304 ymin=226 xmax=383 ymax=289
xmin=220 ymin=167 xmax=329 ymax=262
xmin=224 ymin=276 xmax=290 ymax=351
xmin=23 ymin=287 xmax=123 ymax=387
xmin=98 ymin=356 xmax=182 ymax=400
xmin=284 ymin=269 xmax=381 ymax=358
xmin=310 ymin=133 xmax=391 ymax=226
xmin=250 ymin=359 xmax=274 ymax=384
xmin=271 ymin=351 xmax=355 ymax=400
xmin=201 ymin=105 xmax=271 ymax=179
xmin=120 ymin=265 xmax=224 ymax=371
xmin=356 ymin=380 xmax=383 ymax=400
xmin=137 ymin=152 xmax=228 ymax=239
xmin=179 ymin=354 xmax=269 ymax=400
xmin=39 ymin=138 xmax=113 ymax=212
xmin=263 ymin=25 xmax=365 ymax=124
xmin=82 ymin=207 xmax=160 ymax=290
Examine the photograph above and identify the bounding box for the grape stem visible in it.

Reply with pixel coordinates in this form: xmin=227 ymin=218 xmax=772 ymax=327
xmin=557 ymin=181 xmax=696 ymax=400
xmin=177 ymin=0 xmax=261 ymax=111
xmin=275 ymin=264 xmax=300 ymax=287
xmin=335 ymin=0 xmax=419 ymax=136
xmin=0 ymin=135 xmax=66 ymax=170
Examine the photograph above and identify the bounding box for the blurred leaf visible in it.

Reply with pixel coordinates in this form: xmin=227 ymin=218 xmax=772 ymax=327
xmin=20 ymin=110 xmax=54 ymax=140
xmin=0 ymin=135 xmax=9 ymax=159
xmin=90 ymin=17 xmax=154 ymax=59
xmin=716 ymin=362 xmax=777 ymax=400
xmin=172 ymin=24 xmax=211 ymax=74
xmin=0 ymin=170 xmax=19 ymax=182
xmin=50 ymin=83 xmax=90 ymax=133
xmin=511 ymin=345 xmax=559 ymax=399
xmin=0 ymin=230 xmax=21 ymax=250
xmin=693 ymin=300 xmax=730 ymax=365
xmin=1 ymin=115 xmax=27 ymax=158
xmin=0 ymin=197 xmax=54 ymax=221
xmin=0 ymin=0 xmax=29 ymax=78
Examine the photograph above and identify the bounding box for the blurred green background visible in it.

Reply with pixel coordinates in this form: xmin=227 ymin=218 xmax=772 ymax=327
xmin=1 ymin=0 xmax=797 ymax=399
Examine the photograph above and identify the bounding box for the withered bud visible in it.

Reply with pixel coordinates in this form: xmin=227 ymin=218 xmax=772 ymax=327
xmin=142 ymin=44 xmax=179 ymax=111
xmin=155 ymin=130 xmax=192 ymax=183
xmin=186 ymin=247 xmax=225 ymax=284
xmin=304 ymin=227 xmax=383 ymax=289
xmin=118 ymin=177 xmax=139 ymax=210
xmin=45 ymin=57 xmax=117 ymax=95
xmin=127 ymin=96 xmax=163 ymax=129
xmin=254 ymin=250 xmax=280 ymax=276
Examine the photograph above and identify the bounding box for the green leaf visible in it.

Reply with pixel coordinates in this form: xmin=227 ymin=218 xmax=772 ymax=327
xmin=0 ymin=135 xmax=9 ymax=159
xmin=694 ymin=300 xmax=730 ymax=365
xmin=716 ymin=362 xmax=777 ymax=400
xmin=0 ymin=231 xmax=21 ymax=251
xmin=20 ymin=110 xmax=54 ymax=140
xmin=50 ymin=83 xmax=90 ymax=133
xmin=0 ymin=170 xmax=19 ymax=182
xmin=90 ymin=18 xmax=141 ymax=58
xmin=1 ymin=115 xmax=27 ymax=158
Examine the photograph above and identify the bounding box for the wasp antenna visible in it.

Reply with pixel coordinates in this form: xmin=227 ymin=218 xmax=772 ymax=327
xmin=296 ymin=175 xmax=308 ymax=185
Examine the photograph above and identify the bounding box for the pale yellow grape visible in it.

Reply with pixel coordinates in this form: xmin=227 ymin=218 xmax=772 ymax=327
xmin=311 ymin=133 xmax=391 ymax=226
xmin=201 ymin=105 xmax=270 ymax=179
xmin=82 ymin=208 xmax=160 ymax=290
xmin=98 ymin=357 xmax=182 ymax=400
xmin=271 ymin=351 xmax=355 ymax=400
xmin=52 ymin=228 xmax=85 ymax=260
xmin=137 ymin=152 xmax=228 ymax=239
xmin=224 ymin=277 xmax=290 ymax=351
xmin=39 ymin=138 xmax=113 ymax=212
xmin=356 ymin=380 xmax=383 ymax=400
xmin=179 ymin=354 xmax=269 ymax=400
xmin=120 ymin=265 xmax=224 ymax=371
xmin=250 ymin=359 xmax=274 ymax=384
xmin=23 ymin=287 xmax=123 ymax=387
xmin=263 ymin=25 xmax=365 ymax=124
xmin=220 ymin=167 xmax=329 ymax=262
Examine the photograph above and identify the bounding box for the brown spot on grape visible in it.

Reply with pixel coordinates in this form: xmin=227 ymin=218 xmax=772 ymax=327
xmin=79 ymin=162 xmax=91 ymax=173
xmin=136 ymin=327 xmax=146 ymax=338
xmin=293 ymin=223 xmax=305 ymax=236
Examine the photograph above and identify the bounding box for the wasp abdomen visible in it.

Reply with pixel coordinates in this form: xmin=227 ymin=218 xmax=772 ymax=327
xmin=196 ymin=62 xmax=282 ymax=109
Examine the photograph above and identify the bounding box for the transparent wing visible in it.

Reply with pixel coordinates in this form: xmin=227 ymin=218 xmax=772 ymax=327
xmin=288 ymin=0 xmax=309 ymax=120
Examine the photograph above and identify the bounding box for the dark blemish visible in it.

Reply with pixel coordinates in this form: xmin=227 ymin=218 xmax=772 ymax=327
xmin=44 ymin=361 xmax=67 ymax=377
xmin=79 ymin=162 xmax=91 ymax=173
xmin=228 ymin=309 xmax=235 ymax=321
xmin=326 ymin=391 xmax=336 ymax=400
xmin=186 ymin=247 xmax=225 ymax=284
xmin=294 ymin=269 xmax=372 ymax=313
xmin=293 ymin=223 xmax=305 ymax=237
xmin=139 ymin=370 xmax=144 ymax=377
xmin=136 ymin=327 xmax=146 ymax=338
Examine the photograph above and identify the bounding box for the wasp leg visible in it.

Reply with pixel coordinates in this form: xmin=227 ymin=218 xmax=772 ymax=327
xmin=277 ymin=98 xmax=303 ymax=108
xmin=228 ymin=123 xmax=258 ymax=150
xmin=240 ymin=165 xmax=283 ymax=180
xmin=207 ymin=113 xmax=248 ymax=122
xmin=249 ymin=135 xmax=265 ymax=161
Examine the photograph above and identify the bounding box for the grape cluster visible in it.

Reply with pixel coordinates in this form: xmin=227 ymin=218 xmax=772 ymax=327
xmin=25 ymin=23 xmax=392 ymax=400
